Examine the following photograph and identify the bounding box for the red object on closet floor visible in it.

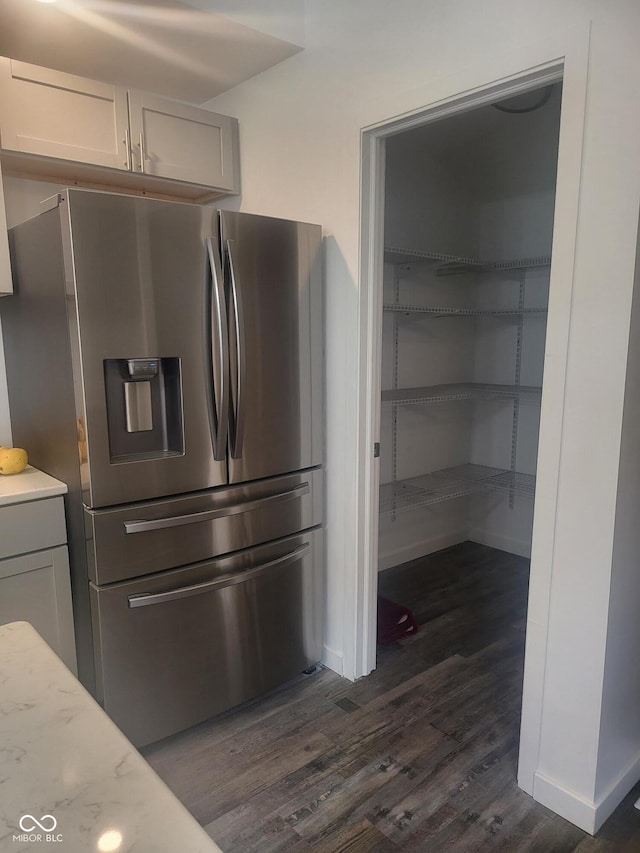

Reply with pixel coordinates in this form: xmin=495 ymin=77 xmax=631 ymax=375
xmin=377 ymin=596 xmax=419 ymax=644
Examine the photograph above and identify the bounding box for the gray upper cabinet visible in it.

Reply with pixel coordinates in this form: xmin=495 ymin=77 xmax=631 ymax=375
xmin=0 ymin=57 xmax=239 ymax=199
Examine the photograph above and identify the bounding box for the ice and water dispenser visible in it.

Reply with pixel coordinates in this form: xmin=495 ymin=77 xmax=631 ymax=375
xmin=104 ymin=358 xmax=183 ymax=461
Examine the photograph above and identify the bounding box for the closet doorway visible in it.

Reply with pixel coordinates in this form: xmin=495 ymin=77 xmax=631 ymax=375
xmin=357 ymin=67 xmax=573 ymax=789
xmin=378 ymin=83 xmax=561 ymax=569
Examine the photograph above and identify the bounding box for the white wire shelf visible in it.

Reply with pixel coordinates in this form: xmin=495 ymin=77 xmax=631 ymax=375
xmin=384 ymin=247 xmax=482 ymax=271
xmin=379 ymin=464 xmax=536 ymax=516
xmin=384 ymin=245 xmax=551 ymax=275
xmin=381 ymin=383 xmax=542 ymax=406
xmin=383 ymin=303 xmax=548 ymax=317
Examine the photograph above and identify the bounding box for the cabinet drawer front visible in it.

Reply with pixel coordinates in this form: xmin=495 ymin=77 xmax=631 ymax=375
xmin=0 ymin=58 xmax=129 ymax=169
xmin=90 ymin=528 xmax=323 ymax=746
xmin=0 ymin=496 xmax=66 ymax=559
xmin=85 ymin=468 xmax=323 ymax=585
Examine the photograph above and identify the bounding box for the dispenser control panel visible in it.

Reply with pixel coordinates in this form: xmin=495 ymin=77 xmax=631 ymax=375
xmin=127 ymin=359 xmax=159 ymax=380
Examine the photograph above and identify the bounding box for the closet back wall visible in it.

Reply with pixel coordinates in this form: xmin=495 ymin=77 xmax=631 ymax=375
xmin=379 ymin=90 xmax=561 ymax=567
xmin=380 ymin=137 xmax=480 ymax=568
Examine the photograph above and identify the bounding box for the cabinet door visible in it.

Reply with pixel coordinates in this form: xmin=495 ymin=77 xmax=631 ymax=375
xmin=0 ymin=546 xmax=77 ymax=674
xmin=128 ymin=90 xmax=239 ymax=191
xmin=0 ymin=58 xmax=130 ymax=170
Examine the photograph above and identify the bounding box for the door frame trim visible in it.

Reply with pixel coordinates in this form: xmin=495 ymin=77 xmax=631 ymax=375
xmin=354 ymin=22 xmax=591 ymax=795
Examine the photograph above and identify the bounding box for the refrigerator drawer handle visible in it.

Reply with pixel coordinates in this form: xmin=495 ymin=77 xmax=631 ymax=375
xmin=123 ymin=482 xmax=310 ymax=534
xmin=127 ymin=542 xmax=311 ymax=608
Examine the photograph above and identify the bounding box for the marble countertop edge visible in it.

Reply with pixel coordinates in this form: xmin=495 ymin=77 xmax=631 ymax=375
xmin=0 ymin=621 xmax=222 ymax=853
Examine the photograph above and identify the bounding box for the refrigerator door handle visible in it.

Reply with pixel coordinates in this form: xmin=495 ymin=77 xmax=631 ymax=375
xmin=206 ymin=237 xmax=230 ymax=461
xmin=127 ymin=542 xmax=311 ymax=608
xmin=123 ymin=481 xmax=310 ymax=534
xmin=225 ymin=238 xmax=246 ymax=459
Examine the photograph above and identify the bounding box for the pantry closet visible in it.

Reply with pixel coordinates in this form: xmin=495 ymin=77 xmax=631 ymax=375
xmin=377 ymin=84 xmax=562 ymax=604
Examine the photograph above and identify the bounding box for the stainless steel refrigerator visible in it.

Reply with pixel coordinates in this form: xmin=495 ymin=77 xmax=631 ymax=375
xmin=2 ymin=188 xmax=324 ymax=746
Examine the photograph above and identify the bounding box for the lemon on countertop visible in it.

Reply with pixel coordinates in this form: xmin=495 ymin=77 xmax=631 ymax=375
xmin=0 ymin=447 xmax=28 ymax=475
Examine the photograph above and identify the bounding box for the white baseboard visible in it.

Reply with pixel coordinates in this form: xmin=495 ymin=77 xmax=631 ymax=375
xmin=468 ymin=527 xmax=531 ymax=558
xmin=322 ymin=644 xmax=344 ymax=676
xmin=532 ymin=772 xmax=598 ymax=833
xmin=593 ymin=751 xmax=640 ymax=832
xmin=377 ymin=529 xmax=467 ymax=571
xmin=378 ymin=527 xmax=531 ymax=569
xmin=533 ymin=753 xmax=640 ymax=834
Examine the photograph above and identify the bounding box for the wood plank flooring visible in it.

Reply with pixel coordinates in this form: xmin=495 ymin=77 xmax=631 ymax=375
xmin=142 ymin=541 xmax=640 ymax=851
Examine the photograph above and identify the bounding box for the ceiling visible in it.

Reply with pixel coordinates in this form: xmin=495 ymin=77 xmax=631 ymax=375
xmin=0 ymin=0 xmax=304 ymax=105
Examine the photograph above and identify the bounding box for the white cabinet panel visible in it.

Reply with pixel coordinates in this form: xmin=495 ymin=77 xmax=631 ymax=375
xmin=128 ymin=91 xmax=238 ymax=191
xmin=0 ymin=58 xmax=129 ymax=170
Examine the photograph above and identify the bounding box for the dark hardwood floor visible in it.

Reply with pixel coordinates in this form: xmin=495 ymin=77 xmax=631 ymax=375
xmin=143 ymin=541 xmax=640 ymax=851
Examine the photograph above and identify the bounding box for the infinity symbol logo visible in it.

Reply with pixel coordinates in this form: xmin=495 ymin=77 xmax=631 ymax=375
xmin=19 ymin=814 xmax=57 ymax=832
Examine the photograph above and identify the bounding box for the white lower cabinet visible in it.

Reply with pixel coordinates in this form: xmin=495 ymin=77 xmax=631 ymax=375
xmin=0 ymin=492 xmax=77 ymax=673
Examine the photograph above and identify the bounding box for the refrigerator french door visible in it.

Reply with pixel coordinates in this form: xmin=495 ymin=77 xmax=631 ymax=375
xmin=219 ymin=210 xmax=322 ymax=484
xmin=63 ymin=189 xmax=226 ymax=508
xmin=2 ymin=189 xmax=324 ymax=745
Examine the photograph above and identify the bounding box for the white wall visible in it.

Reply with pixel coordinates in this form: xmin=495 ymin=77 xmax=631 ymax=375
xmin=594 ymin=207 xmax=640 ymax=819
xmin=0 ymin=176 xmax=67 ymax=445
xmin=204 ymin=0 xmax=640 ymax=832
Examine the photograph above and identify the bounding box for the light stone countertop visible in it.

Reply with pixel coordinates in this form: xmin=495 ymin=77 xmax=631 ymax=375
xmin=0 ymin=621 xmax=222 ymax=853
xmin=0 ymin=465 xmax=67 ymax=506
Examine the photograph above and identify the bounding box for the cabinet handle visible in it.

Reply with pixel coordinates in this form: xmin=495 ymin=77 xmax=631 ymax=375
xmin=124 ymin=127 xmax=131 ymax=170
xmin=139 ymin=132 xmax=145 ymax=173
xmin=123 ymin=482 xmax=310 ymax=534
xmin=127 ymin=542 xmax=311 ymax=608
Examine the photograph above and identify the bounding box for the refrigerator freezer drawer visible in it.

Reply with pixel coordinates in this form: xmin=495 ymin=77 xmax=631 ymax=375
xmin=85 ymin=468 xmax=323 ymax=585
xmin=90 ymin=529 xmax=323 ymax=747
